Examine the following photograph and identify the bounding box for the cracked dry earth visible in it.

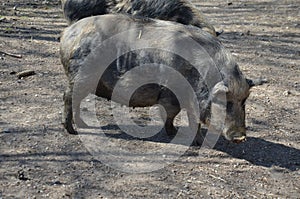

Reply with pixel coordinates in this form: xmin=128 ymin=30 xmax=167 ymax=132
xmin=0 ymin=0 xmax=299 ymax=198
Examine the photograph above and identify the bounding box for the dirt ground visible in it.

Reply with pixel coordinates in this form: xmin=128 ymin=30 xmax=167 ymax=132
xmin=0 ymin=0 xmax=299 ymax=198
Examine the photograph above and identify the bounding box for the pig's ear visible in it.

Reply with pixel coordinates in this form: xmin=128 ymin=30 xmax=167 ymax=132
xmin=212 ymin=81 xmax=229 ymax=95
xmin=246 ymin=78 xmax=268 ymax=88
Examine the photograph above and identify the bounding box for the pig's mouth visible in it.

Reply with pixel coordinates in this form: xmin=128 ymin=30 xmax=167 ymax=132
xmin=201 ymin=119 xmax=247 ymax=144
xmin=232 ymin=136 xmax=246 ymax=144
xmin=223 ymin=127 xmax=247 ymax=144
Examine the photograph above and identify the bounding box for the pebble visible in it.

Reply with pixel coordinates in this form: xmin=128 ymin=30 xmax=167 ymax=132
xmin=283 ymin=90 xmax=291 ymax=96
xmin=2 ymin=128 xmax=11 ymax=133
xmin=52 ymin=180 xmax=62 ymax=185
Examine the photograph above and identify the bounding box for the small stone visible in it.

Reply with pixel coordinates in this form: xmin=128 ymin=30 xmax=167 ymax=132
xmin=53 ymin=180 xmax=62 ymax=185
xmin=17 ymin=170 xmax=29 ymax=181
xmin=183 ymin=184 xmax=190 ymax=189
xmin=2 ymin=128 xmax=11 ymax=133
xmin=283 ymin=90 xmax=291 ymax=96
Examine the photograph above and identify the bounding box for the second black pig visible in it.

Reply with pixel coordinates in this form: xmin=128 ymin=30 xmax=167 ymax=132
xmin=61 ymin=0 xmax=219 ymax=36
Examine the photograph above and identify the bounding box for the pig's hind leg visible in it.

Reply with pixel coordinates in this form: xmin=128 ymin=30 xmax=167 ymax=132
xmin=158 ymin=89 xmax=181 ymax=137
xmin=63 ymin=86 xmax=78 ymax=134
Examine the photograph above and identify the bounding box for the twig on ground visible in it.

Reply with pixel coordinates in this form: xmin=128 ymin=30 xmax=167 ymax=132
xmin=16 ymin=70 xmax=36 ymax=79
xmin=0 ymin=51 xmax=22 ymax=58
xmin=208 ymin=174 xmax=227 ymax=183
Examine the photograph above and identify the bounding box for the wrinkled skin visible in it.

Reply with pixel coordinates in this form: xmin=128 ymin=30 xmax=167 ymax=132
xmin=60 ymin=14 xmax=262 ymax=144
xmin=61 ymin=0 xmax=219 ymax=36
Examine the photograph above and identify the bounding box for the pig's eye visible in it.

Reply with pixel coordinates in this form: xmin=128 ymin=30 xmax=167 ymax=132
xmin=226 ymin=102 xmax=233 ymax=111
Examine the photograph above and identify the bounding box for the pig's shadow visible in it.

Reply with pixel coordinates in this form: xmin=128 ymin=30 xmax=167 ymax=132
xmin=213 ymin=136 xmax=300 ymax=171
xmin=81 ymin=124 xmax=300 ymax=171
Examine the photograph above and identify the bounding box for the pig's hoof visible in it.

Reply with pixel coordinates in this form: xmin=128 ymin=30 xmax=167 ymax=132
xmin=165 ymin=126 xmax=178 ymax=137
xmin=63 ymin=123 xmax=78 ymax=135
xmin=192 ymin=132 xmax=205 ymax=146
xmin=67 ymin=129 xmax=78 ymax=135
xmin=192 ymin=138 xmax=202 ymax=146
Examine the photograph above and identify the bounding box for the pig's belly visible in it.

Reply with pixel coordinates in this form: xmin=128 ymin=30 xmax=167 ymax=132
xmin=96 ymin=79 xmax=161 ymax=107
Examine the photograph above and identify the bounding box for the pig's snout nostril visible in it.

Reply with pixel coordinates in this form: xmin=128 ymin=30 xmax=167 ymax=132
xmin=232 ymin=135 xmax=246 ymax=144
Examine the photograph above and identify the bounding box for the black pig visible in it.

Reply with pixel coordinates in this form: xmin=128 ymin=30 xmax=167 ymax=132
xmin=60 ymin=14 xmax=264 ymax=143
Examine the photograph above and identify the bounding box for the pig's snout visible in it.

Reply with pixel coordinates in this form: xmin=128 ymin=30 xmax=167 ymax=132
xmin=224 ymin=126 xmax=247 ymax=143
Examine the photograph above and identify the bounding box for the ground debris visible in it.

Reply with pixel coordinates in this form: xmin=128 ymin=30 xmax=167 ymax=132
xmin=0 ymin=50 xmax=22 ymax=58
xmin=17 ymin=170 xmax=29 ymax=181
xmin=16 ymin=70 xmax=36 ymax=79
